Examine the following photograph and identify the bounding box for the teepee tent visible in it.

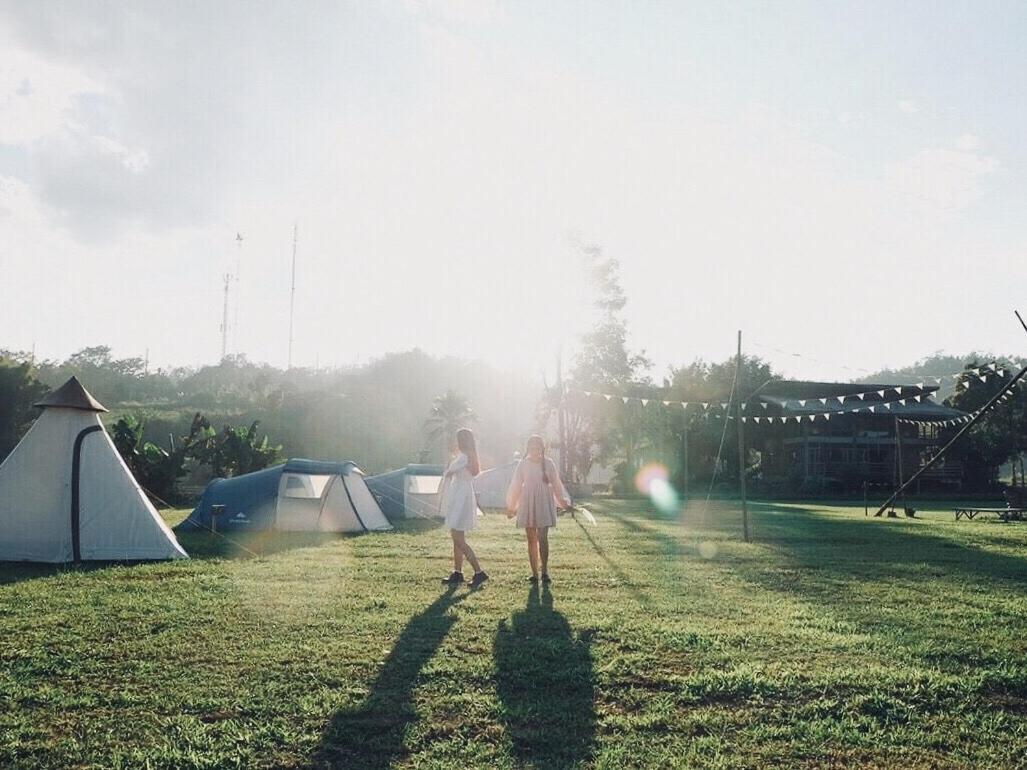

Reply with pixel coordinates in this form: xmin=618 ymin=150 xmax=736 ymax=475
xmin=178 ymin=459 xmax=391 ymax=533
xmin=0 ymin=377 xmax=188 ymax=562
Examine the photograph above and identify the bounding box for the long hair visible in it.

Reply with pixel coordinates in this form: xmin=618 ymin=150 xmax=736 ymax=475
xmin=456 ymin=428 xmax=480 ymax=476
xmin=526 ymin=434 xmax=550 ymax=485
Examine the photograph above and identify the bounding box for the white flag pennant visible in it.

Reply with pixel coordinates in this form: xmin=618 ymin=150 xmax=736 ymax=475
xmin=877 ymin=390 xmax=886 ymax=398
xmin=641 ymin=399 xmax=649 ymax=406
xmin=604 ymin=394 xmax=613 ymax=401
xmin=819 ymin=397 xmax=828 ymax=404
xmin=621 ymin=396 xmax=630 ymax=404
xmin=798 ymin=399 xmax=807 ymax=407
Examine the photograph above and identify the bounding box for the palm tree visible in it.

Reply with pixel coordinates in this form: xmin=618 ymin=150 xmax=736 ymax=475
xmin=424 ymin=390 xmax=476 ymax=461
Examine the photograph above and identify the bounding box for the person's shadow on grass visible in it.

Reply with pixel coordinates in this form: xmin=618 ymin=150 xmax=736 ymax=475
xmin=494 ymin=585 xmax=596 ymax=770
xmin=318 ymin=585 xmax=466 ymax=769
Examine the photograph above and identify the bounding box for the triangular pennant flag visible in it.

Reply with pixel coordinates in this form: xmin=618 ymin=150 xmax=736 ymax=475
xmin=883 ymin=403 xmax=892 ymax=410
xmin=754 ymin=417 xmax=761 ymax=424
xmin=877 ymin=390 xmax=886 ymax=398
xmin=915 ymin=395 xmax=922 ymax=402
xmin=825 ymin=413 xmax=831 ymax=421
xmin=621 ymin=396 xmax=630 ymax=404
xmin=701 ymin=403 xmax=709 ymax=410
xmin=721 ymin=402 xmax=730 ymax=410
xmin=857 ymin=393 xmax=865 ymax=400
xmin=761 ymin=402 xmax=769 ymax=409
xmin=604 ymin=394 xmax=612 ymax=401
xmin=979 ymin=375 xmax=988 ymax=383
xmin=662 ymin=400 xmax=671 ymax=406
xmin=869 ymin=406 xmax=876 ymax=413
xmin=798 ymin=399 xmax=807 ymax=407
xmin=682 ymin=402 xmax=689 ymax=408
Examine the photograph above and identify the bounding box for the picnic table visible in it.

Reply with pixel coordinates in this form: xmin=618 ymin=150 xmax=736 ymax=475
xmin=954 ymin=506 xmax=1026 ymax=522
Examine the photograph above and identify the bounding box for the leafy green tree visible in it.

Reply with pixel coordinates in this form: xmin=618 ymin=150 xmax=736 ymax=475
xmin=948 ymin=359 xmax=1027 ymax=489
xmin=111 ymin=412 xmax=216 ymax=502
xmin=0 ymin=357 xmax=49 ymax=461
xmin=424 ymin=389 xmax=476 ymax=462
xmin=562 ymin=241 xmax=652 ymax=485
xmin=198 ymin=420 xmax=282 ymax=479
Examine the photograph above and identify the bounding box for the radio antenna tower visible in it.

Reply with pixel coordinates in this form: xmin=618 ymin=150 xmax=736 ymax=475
xmin=231 ymin=232 xmax=243 ymax=354
xmin=219 ymin=271 xmax=231 ymax=361
xmin=287 ymin=222 xmax=298 ymax=369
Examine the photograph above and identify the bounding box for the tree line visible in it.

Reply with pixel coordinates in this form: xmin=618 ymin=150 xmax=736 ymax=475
xmin=2 ymin=242 xmax=1025 ymax=499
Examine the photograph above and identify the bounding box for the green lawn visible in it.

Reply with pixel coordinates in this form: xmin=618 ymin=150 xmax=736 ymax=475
xmin=2 ymin=500 xmax=1026 ymax=769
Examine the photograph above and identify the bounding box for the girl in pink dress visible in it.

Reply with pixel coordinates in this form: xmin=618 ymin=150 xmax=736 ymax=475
xmin=505 ymin=435 xmax=571 ymax=584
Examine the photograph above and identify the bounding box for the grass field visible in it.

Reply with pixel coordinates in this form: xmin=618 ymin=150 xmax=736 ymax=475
xmin=2 ymin=499 xmax=1027 ymax=769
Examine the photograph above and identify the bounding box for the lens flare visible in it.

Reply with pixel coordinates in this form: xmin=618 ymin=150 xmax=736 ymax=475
xmin=634 ymin=463 xmax=680 ymax=515
xmin=698 ymin=540 xmax=718 ymax=559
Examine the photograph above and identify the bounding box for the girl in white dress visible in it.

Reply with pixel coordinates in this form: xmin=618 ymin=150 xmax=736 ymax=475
xmin=506 ymin=435 xmax=571 ymax=584
xmin=441 ymin=428 xmax=488 ymax=587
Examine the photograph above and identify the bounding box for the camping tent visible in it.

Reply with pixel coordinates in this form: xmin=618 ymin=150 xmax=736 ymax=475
xmin=366 ymin=464 xmax=445 ymax=520
xmin=366 ymin=463 xmax=490 ymax=520
xmin=0 ymin=377 xmax=188 ymax=562
xmin=473 ymin=460 xmax=520 ymax=509
xmin=178 ymin=459 xmax=391 ymax=533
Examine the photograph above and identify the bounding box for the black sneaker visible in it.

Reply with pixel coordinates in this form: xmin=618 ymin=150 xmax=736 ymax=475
xmin=442 ymin=572 xmax=464 ymax=585
xmin=541 ymin=573 xmax=552 ymax=585
xmin=469 ymin=571 xmax=489 ymax=588
xmin=528 ymin=575 xmax=539 ymax=585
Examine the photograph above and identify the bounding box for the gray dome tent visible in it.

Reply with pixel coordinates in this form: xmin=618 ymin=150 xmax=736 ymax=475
xmin=178 ymin=459 xmax=391 ymax=533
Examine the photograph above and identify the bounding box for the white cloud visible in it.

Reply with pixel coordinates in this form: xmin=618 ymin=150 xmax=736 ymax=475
xmin=897 ymin=99 xmax=919 ymax=114
xmin=0 ymin=45 xmax=103 ymax=145
xmin=885 ymin=146 xmax=998 ymax=210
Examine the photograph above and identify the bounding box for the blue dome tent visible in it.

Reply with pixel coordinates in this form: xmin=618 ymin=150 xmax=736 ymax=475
xmin=177 ymin=459 xmax=391 ymax=533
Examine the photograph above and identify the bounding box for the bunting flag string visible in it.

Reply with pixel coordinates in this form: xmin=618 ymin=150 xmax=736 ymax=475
xmin=566 ymin=372 xmax=1024 ymax=426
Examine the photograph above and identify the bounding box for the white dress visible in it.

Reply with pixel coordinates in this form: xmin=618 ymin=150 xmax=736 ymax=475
xmin=441 ymin=452 xmax=478 ymax=532
xmin=506 ymin=457 xmax=569 ymax=529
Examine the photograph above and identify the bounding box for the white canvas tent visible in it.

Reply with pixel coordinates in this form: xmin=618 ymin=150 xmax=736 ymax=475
xmin=0 ymin=377 xmax=188 ymax=562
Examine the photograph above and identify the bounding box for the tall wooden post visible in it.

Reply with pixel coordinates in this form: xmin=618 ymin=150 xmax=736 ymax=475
xmin=736 ymin=330 xmax=750 ymax=542
xmin=894 ymin=416 xmax=907 ymax=512
xmin=556 ymin=350 xmax=568 ymax=480
xmin=682 ymin=420 xmax=690 ymax=501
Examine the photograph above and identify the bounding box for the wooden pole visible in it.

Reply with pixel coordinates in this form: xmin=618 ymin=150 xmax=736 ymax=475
xmin=682 ymin=420 xmax=690 ymax=501
xmin=736 ymin=330 xmax=750 ymax=542
xmin=895 ymin=416 xmax=907 ymax=513
xmin=556 ymin=349 xmax=568 ymax=480
xmin=875 ymin=364 xmax=1027 ymax=517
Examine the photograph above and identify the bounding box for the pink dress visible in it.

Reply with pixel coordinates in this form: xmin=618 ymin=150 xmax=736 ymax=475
xmin=506 ymin=457 xmax=569 ymax=529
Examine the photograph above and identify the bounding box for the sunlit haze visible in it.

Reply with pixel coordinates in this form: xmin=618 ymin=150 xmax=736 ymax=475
xmin=2 ymin=1 xmax=1025 ymax=381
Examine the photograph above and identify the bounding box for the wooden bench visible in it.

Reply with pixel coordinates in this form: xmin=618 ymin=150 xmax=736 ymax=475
xmin=954 ymin=507 xmax=1027 ymax=522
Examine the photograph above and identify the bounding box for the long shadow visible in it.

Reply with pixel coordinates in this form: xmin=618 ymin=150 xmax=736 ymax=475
xmin=317 ymin=586 xmax=466 ymax=769
xmin=0 ymin=560 xmax=117 ymax=586
xmin=750 ymin=501 xmax=1027 ymax=586
xmin=494 ymin=585 xmax=596 ymax=770
xmin=571 ymin=514 xmax=654 ymax=607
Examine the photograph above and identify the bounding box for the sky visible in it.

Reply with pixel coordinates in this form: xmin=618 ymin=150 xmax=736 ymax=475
xmin=1 ymin=0 xmax=1025 ymax=382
